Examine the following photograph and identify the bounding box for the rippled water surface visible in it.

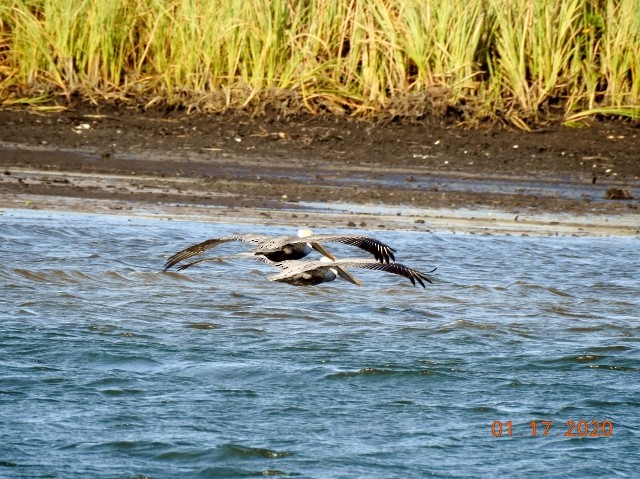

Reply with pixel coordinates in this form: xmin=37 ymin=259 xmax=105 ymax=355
xmin=1 ymin=209 xmax=639 ymax=478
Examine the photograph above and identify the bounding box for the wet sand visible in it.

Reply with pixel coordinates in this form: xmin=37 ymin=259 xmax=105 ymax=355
xmin=1 ymin=107 xmax=639 ymax=236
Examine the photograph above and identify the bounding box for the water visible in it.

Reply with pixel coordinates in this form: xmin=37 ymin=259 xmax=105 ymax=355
xmin=1 ymin=209 xmax=639 ymax=478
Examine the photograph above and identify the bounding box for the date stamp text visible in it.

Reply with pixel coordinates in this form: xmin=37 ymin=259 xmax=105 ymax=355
xmin=491 ymin=420 xmax=613 ymax=438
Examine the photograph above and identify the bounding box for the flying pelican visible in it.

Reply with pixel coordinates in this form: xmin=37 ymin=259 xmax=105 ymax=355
xmin=163 ymin=229 xmax=396 ymax=271
xmin=175 ymin=254 xmax=435 ymax=288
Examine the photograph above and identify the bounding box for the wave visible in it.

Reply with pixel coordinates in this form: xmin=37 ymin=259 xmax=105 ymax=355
xmin=218 ymin=444 xmax=294 ymax=460
xmin=325 ymin=367 xmax=441 ymax=379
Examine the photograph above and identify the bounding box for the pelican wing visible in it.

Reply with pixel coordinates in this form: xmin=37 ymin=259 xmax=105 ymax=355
xmin=174 ymin=252 xmax=261 ymax=271
xmin=256 ymin=257 xmax=307 ymax=271
xmin=163 ymin=234 xmax=272 ymax=270
xmin=303 ymin=235 xmax=397 ymax=263
xmin=332 ymin=258 xmax=435 ymax=288
xmin=173 ymin=252 xmax=302 ymax=272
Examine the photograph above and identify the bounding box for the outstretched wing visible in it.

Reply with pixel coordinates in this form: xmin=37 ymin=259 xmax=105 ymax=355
xmin=163 ymin=234 xmax=272 ymax=270
xmin=303 ymin=235 xmax=397 ymax=263
xmin=174 ymin=252 xmax=294 ymax=272
xmin=333 ymin=258 xmax=436 ymax=288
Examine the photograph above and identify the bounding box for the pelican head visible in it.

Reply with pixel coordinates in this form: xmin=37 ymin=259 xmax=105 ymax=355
xmin=297 ymin=228 xmax=314 ymax=238
xmin=320 ymin=257 xmax=362 ymax=286
xmin=297 ymin=230 xmax=336 ymax=261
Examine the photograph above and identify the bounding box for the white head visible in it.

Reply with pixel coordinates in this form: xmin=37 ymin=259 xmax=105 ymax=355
xmin=297 ymin=228 xmax=314 ymax=238
xmin=320 ymin=256 xmax=339 ymax=281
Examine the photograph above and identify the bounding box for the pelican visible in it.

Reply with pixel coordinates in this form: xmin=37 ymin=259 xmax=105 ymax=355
xmin=175 ymin=254 xmax=435 ymax=288
xmin=163 ymin=229 xmax=396 ymax=271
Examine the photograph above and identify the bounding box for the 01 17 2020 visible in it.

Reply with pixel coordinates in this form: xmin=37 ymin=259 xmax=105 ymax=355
xmin=491 ymin=419 xmax=613 ymax=438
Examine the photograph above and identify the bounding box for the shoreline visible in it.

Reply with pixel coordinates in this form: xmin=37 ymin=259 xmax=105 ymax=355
xmin=2 ymin=192 xmax=638 ymax=238
xmin=1 ymin=108 xmax=639 ymax=238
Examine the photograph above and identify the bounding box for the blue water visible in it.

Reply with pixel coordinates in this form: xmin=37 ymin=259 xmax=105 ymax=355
xmin=1 ymin=209 xmax=639 ymax=478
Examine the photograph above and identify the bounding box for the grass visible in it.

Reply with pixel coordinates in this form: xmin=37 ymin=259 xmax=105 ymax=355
xmin=1 ymin=0 xmax=639 ymax=126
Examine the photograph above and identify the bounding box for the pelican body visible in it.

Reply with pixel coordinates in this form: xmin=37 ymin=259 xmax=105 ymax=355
xmin=163 ymin=229 xmax=396 ymax=271
xmin=265 ymin=258 xmax=435 ymax=288
xmin=271 ymin=260 xmax=345 ymax=286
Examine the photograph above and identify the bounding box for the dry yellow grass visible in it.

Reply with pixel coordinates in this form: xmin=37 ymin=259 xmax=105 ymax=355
xmin=1 ymin=0 xmax=638 ymax=125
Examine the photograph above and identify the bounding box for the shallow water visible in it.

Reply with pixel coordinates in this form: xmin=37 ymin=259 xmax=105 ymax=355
xmin=1 ymin=209 xmax=639 ymax=478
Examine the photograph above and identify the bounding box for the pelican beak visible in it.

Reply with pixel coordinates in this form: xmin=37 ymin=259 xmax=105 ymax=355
xmin=310 ymin=242 xmax=336 ymax=261
xmin=335 ymin=266 xmax=362 ymax=286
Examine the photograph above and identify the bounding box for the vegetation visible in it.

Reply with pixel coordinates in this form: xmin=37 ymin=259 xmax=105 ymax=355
xmin=1 ymin=0 xmax=639 ymax=127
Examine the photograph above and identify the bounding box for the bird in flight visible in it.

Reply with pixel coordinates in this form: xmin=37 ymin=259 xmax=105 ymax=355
xmin=163 ymin=229 xmax=396 ymax=271
xmin=174 ymin=254 xmax=435 ymax=288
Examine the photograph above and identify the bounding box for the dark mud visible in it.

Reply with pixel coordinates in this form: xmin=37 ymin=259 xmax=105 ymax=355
xmin=1 ymin=106 xmax=639 ymax=235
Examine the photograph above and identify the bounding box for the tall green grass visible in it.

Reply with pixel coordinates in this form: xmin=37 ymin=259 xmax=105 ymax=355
xmin=1 ymin=0 xmax=638 ymax=125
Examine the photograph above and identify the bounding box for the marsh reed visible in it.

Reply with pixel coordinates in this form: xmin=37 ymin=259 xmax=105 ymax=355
xmin=1 ymin=0 xmax=638 ymax=126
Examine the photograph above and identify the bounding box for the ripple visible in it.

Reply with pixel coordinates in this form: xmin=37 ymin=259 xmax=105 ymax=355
xmin=12 ymin=268 xmax=51 ymax=283
xmin=219 ymin=444 xmax=293 ymax=459
xmin=325 ymin=367 xmax=440 ymax=379
xmin=438 ymin=319 xmax=496 ymax=331
xmin=576 ymin=355 xmax=603 ymax=362
xmin=101 ymin=388 xmax=145 ymax=396
xmin=542 ymin=306 xmax=595 ymax=319
xmin=185 ymin=322 xmax=220 ymax=330
xmin=581 ymin=400 xmax=625 ymax=408
xmin=212 ymin=389 xmax=258 ymax=397
xmin=547 ymin=287 xmax=573 ymax=297
xmin=566 ymin=324 xmax=630 ymax=333
xmin=86 ymin=440 xmax=170 ymax=453
xmin=588 ymin=365 xmax=639 ymax=372
xmin=154 ymin=448 xmax=214 ymax=461
xmin=544 ymin=355 xmax=605 ymax=364
xmin=586 ymin=345 xmax=631 ymax=353
xmin=199 ymin=467 xmax=299 ymax=478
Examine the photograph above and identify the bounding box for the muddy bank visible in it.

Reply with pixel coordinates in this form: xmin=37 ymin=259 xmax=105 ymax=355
xmin=1 ymin=106 xmax=639 ymax=235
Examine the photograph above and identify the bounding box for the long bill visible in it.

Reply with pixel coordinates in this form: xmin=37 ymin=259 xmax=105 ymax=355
xmin=310 ymin=242 xmax=337 ymax=261
xmin=334 ymin=266 xmax=362 ymax=286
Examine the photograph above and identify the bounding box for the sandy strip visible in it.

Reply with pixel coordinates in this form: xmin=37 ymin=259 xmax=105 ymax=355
xmin=2 ymin=191 xmax=638 ymax=238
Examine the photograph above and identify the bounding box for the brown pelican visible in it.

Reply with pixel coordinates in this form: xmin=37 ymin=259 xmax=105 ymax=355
xmin=176 ymin=255 xmax=435 ymax=288
xmin=163 ymin=229 xmax=396 ymax=271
